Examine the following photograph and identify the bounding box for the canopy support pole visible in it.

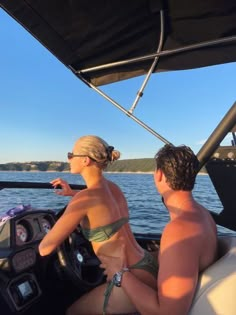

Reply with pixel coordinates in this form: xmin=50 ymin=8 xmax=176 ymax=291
xmin=128 ymin=10 xmax=165 ymax=114
xmin=85 ymin=80 xmax=171 ymax=145
xmin=197 ymin=102 xmax=236 ymax=169
xmin=78 ymin=36 xmax=236 ymax=74
xmin=73 ymin=9 xmax=171 ymax=145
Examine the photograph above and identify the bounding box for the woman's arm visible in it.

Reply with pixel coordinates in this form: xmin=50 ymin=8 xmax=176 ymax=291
xmin=39 ymin=196 xmax=87 ymax=256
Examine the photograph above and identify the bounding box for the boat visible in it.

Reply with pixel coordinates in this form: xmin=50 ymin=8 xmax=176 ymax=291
xmin=0 ymin=1 xmax=236 ymax=314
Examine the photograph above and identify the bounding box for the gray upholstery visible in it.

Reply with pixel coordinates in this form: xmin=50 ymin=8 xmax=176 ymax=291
xmin=189 ymin=236 xmax=236 ymax=315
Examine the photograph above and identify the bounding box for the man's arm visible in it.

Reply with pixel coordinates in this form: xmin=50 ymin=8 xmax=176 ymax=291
xmin=99 ymin=223 xmax=200 ymax=315
xmin=156 ymin=222 xmax=200 ymax=315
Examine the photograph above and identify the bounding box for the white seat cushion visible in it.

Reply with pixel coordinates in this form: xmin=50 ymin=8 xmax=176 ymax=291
xmin=189 ymin=236 xmax=236 ymax=315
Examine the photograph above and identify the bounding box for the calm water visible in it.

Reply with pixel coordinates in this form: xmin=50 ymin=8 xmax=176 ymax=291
xmin=0 ymin=172 xmax=234 ymax=235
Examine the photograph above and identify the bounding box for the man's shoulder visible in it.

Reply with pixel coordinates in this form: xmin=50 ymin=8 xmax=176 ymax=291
xmin=161 ymin=219 xmax=202 ymax=249
xmin=163 ymin=218 xmax=189 ymax=234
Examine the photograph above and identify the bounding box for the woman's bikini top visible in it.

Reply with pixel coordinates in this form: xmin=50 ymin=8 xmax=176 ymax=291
xmin=81 ymin=217 xmax=129 ymax=242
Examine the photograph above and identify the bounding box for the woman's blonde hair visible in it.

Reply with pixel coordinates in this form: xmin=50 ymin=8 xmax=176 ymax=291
xmin=76 ymin=135 xmax=120 ymax=169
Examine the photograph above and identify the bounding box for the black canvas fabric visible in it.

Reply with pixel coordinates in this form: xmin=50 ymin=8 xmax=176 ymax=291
xmin=1 ymin=0 xmax=236 ymax=86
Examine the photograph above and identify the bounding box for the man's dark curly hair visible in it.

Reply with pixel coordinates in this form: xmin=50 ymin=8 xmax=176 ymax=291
xmin=154 ymin=144 xmax=199 ymax=191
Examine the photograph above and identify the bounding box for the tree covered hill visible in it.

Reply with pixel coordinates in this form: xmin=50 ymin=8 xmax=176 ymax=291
xmin=107 ymin=158 xmax=155 ymax=172
xmin=0 ymin=159 xmax=156 ymax=172
xmin=0 ymin=161 xmax=69 ymax=172
xmin=0 ymin=159 xmax=207 ymax=173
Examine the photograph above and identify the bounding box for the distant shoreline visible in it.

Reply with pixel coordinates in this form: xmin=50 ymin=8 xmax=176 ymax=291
xmin=0 ymin=170 xmax=208 ymax=175
xmin=0 ymin=159 xmax=207 ymax=174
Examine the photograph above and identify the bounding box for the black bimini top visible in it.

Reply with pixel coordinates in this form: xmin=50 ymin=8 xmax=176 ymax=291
xmin=0 ymin=0 xmax=236 ymax=232
xmin=1 ymin=0 xmax=236 ymax=86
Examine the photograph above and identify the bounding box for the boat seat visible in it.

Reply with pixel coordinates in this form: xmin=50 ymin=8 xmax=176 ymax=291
xmin=189 ymin=236 xmax=236 ymax=315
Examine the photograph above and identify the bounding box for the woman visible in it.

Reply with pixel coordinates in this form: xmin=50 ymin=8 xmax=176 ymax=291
xmin=39 ymin=135 xmax=157 ymax=315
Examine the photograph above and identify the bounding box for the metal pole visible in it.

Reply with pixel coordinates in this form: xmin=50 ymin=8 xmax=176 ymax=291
xmin=197 ymin=102 xmax=236 ymax=169
xmin=77 ymin=36 xmax=236 ymax=74
xmin=128 ymin=10 xmax=164 ymax=114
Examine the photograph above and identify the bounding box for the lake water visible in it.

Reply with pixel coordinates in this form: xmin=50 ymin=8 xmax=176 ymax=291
xmin=0 ymin=172 xmax=234 ymax=235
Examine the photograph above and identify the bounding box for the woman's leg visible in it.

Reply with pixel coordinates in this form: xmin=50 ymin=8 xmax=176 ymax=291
xmin=66 ymin=282 xmax=137 ymax=315
xmin=66 ymin=283 xmax=106 ymax=315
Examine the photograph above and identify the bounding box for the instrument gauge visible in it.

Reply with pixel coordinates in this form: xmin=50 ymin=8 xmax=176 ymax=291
xmin=41 ymin=218 xmax=52 ymax=234
xmin=16 ymin=224 xmax=28 ymax=243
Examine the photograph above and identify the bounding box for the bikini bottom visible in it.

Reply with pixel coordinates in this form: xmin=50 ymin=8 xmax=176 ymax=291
xmin=103 ymin=250 xmax=158 ymax=315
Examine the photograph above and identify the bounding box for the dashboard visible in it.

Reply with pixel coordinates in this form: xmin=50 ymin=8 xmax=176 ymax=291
xmin=0 ymin=210 xmax=56 ymax=273
xmin=15 ymin=213 xmax=55 ymax=246
xmin=0 ymin=211 xmax=58 ymax=312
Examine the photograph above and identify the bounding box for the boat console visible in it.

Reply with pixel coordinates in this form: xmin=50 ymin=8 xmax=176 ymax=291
xmin=0 ymin=208 xmax=105 ymax=315
xmin=0 ymin=210 xmax=56 ymax=313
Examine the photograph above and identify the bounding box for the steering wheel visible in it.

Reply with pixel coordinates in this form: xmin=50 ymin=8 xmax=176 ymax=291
xmin=57 ymin=227 xmax=105 ymax=291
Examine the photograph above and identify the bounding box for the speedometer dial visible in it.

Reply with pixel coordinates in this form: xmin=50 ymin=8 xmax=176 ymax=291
xmin=41 ymin=218 xmax=52 ymax=234
xmin=16 ymin=224 xmax=28 ymax=242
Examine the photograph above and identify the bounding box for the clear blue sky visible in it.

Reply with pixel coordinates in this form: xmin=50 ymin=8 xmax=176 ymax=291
xmin=0 ymin=9 xmax=235 ymax=164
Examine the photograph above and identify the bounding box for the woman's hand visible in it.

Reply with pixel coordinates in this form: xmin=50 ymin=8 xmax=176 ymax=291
xmin=99 ymin=241 xmax=127 ymax=281
xmin=50 ymin=178 xmax=77 ymax=196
